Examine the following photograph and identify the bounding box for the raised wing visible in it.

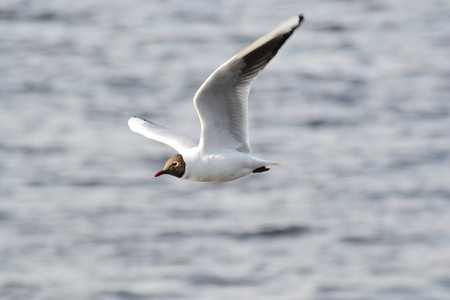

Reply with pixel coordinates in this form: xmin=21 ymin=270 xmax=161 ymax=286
xmin=193 ymin=15 xmax=303 ymax=153
xmin=128 ymin=117 xmax=198 ymax=153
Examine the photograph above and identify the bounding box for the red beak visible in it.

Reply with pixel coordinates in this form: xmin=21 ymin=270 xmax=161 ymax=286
xmin=154 ymin=170 xmax=166 ymax=177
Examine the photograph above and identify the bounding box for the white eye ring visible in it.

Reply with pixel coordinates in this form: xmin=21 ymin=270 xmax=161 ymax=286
xmin=172 ymin=161 xmax=178 ymax=166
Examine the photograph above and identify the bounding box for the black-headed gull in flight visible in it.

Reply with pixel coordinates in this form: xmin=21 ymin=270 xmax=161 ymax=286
xmin=129 ymin=15 xmax=304 ymax=182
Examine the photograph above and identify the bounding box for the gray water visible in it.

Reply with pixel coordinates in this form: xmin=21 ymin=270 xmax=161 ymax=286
xmin=1 ymin=0 xmax=450 ymax=299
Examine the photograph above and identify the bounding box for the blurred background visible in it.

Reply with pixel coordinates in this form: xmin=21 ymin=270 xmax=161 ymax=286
xmin=1 ymin=0 xmax=450 ymax=299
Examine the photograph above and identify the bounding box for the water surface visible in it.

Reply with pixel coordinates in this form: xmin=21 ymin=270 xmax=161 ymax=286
xmin=1 ymin=0 xmax=450 ymax=299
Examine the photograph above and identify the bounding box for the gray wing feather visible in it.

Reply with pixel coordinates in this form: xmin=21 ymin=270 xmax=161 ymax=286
xmin=194 ymin=15 xmax=303 ymax=153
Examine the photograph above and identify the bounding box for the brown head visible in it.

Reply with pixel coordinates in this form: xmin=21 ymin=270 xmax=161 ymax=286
xmin=154 ymin=154 xmax=186 ymax=178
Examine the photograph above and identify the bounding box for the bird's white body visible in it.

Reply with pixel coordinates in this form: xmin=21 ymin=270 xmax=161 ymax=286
xmin=128 ymin=15 xmax=303 ymax=182
xmin=180 ymin=147 xmax=283 ymax=182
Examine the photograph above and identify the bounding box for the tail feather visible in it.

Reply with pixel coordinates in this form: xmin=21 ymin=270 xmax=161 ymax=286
xmin=264 ymin=161 xmax=286 ymax=166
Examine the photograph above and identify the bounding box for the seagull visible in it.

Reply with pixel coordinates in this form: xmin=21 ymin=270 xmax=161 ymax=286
xmin=128 ymin=15 xmax=303 ymax=182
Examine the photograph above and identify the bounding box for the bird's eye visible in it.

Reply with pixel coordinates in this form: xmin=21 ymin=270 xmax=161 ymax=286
xmin=172 ymin=161 xmax=178 ymax=166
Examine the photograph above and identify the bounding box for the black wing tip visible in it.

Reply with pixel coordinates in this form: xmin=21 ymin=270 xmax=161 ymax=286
xmin=288 ymin=15 xmax=303 ymax=32
xmin=297 ymin=14 xmax=305 ymax=26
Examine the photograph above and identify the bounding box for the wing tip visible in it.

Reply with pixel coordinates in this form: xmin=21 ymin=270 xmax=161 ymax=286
xmin=128 ymin=116 xmax=165 ymax=131
xmin=291 ymin=14 xmax=304 ymax=30
xmin=128 ymin=116 xmax=142 ymax=132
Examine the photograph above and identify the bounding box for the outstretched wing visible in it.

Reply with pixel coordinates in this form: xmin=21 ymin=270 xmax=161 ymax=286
xmin=193 ymin=15 xmax=303 ymax=153
xmin=128 ymin=117 xmax=198 ymax=153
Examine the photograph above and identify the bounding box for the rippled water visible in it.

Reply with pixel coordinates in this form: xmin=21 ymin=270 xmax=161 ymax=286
xmin=1 ymin=0 xmax=450 ymax=299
